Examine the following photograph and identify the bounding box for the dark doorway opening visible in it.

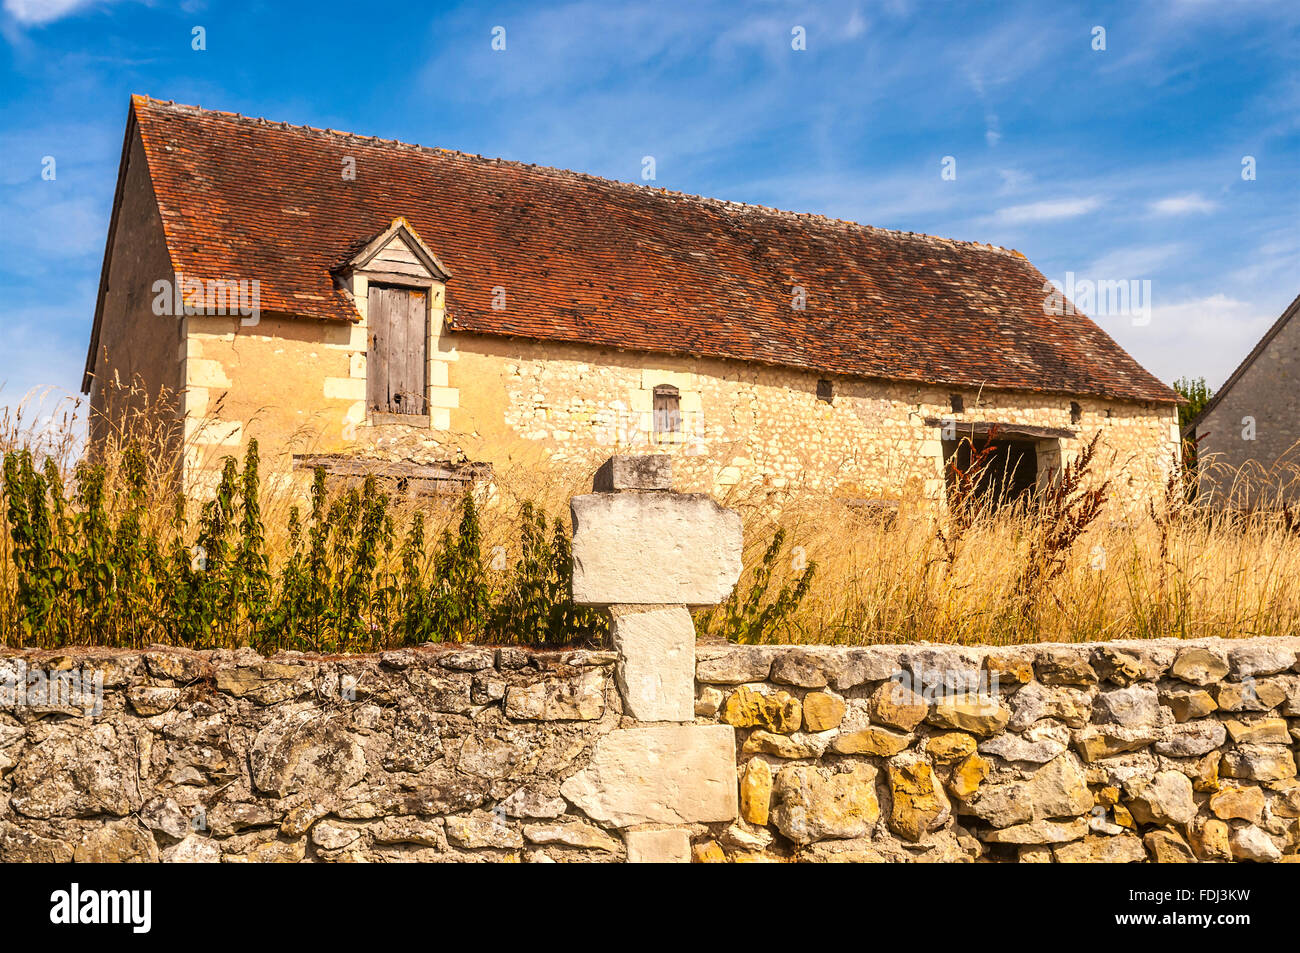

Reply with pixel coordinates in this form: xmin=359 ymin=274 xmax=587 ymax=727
xmin=942 ymin=437 xmax=1039 ymax=507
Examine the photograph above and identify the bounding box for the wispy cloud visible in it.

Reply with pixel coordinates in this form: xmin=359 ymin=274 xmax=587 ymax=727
xmin=1149 ymin=192 xmax=1217 ymax=215
xmin=1087 ymin=242 xmax=1183 ymax=277
xmin=3 ymin=0 xmax=109 ymax=25
xmin=995 ymin=196 xmax=1102 ymax=224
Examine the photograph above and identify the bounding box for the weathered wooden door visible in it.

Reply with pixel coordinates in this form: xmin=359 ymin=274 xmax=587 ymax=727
xmin=366 ymin=285 xmax=428 ymax=415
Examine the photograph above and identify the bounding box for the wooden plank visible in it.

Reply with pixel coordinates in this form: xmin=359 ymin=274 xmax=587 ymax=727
xmin=406 ymin=290 xmax=427 ymax=414
xmin=352 ymin=270 xmax=434 ymax=289
xmin=386 ymin=286 xmax=407 ymax=413
xmin=376 ymin=237 xmax=422 ymax=264
xmin=923 ymin=417 xmax=1075 ymax=441
xmin=373 ymin=238 xmax=427 ymax=276
xmin=292 ymin=453 xmax=492 ymax=482
xmin=371 ymin=257 xmax=428 ymax=278
xmin=366 ymin=285 xmax=388 ymax=412
xmin=366 ymin=285 xmax=428 ymax=417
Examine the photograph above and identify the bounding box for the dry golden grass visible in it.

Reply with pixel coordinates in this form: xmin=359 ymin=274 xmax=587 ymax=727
xmin=4 ymin=380 xmax=1300 ymax=648
xmin=713 ymin=466 xmax=1300 ymax=645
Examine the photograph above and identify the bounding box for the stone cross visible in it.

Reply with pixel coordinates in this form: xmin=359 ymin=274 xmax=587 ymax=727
xmin=563 ymin=454 xmax=743 ymax=862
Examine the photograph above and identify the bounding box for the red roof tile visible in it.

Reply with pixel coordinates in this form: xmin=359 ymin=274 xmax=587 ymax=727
xmin=122 ymin=95 xmax=1176 ymax=403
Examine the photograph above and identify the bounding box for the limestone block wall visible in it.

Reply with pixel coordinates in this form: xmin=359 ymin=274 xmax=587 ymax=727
xmin=692 ymin=638 xmax=1300 ymax=863
xmin=166 ymin=319 xmax=1178 ymax=511
xmin=179 ymin=314 xmax=358 ymax=491
xmin=86 ymin=130 xmax=186 ymax=443
xmin=446 ymin=334 xmax=1181 ymax=512
xmin=4 ymin=635 xmax=1296 ymax=864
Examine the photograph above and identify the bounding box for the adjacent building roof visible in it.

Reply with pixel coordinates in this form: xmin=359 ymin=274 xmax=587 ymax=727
xmin=90 ymin=94 xmax=1178 ymax=403
xmin=1186 ymin=291 xmax=1300 ymax=433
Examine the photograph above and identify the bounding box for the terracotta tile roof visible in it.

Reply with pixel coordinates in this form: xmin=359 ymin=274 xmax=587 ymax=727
xmin=124 ymin=95 xmax=1176 ymax=403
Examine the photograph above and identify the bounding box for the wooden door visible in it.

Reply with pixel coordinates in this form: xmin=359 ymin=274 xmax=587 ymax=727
xmin=366 ymin=285 xmax=428 ymax=415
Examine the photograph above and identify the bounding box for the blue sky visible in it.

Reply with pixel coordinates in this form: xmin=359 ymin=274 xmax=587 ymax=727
xmin=1 ymin=0 xmax=1297 ymax=420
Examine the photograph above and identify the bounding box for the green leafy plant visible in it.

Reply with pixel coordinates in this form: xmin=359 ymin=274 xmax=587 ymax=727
xmin=489 ymin=503 xmax=605 ymax=646
xmin=0 ymin=441 xmax=606 ymax=651
xmin=698 ymin=528 xmax=815 ymax=644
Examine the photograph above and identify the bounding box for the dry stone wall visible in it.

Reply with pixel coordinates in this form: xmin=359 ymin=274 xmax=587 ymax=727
xmin=3 ymin=636 xmax=1298 ymax=863
xmin=0 ymin=646 xmax=642 ymax=862
xmin=693 ymin=638 xmax=1300 ymax=863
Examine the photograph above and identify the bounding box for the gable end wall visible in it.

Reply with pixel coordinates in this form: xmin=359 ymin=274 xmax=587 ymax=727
xmin=87 ymin=130 xmax=185 ymax=445
xmin=1198 ymin=309 xmax=1300 ymax=503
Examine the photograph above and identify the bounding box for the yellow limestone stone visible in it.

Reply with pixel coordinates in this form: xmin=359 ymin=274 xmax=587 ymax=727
xmin=1188 ymin=817 xmax=1232 ymax=861
xmin=830 ymin=726 xmax=911 ymax=756
xmin=947 ymin=753 xmax=990 ymax=800
xmin=740 ymin=759 xmax=773 ymax=827
xmin=869 ymin=680 xmax=929 ymax=731
xmin=721 ymin=685 xmax=802 ymax=734
xmin=692 ymin=839 xmax=727 ymax=863
xmin=888 ymin=760 xmax=951 ymax=843
xmin=801 ymin=691 xmax=846 ymax=732
xmin=1210 ymin=785 xmax=1265 ymax=823
xmin=925 ymin=732 xmax=977 ymax=764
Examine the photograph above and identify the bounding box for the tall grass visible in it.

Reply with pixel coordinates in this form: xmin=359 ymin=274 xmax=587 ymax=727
xmin=4 ymin=384 xmax=1300 ymax=650
xmin=707 ymin=446 xmax=1300 ymax=645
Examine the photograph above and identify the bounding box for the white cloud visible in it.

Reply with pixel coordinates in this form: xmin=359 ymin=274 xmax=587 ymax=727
xmin=1095 ymin=293 xmax=1280 ymax=387
xmin=1149 ymin=192 xmax=1217 ymax=215
xmin=995 ymin=196 xmax=1101 ymax=224
xmin=3 ymin=0 xmax=105 ymax=25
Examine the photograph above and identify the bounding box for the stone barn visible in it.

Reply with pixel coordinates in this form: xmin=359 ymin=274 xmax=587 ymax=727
xmin=83 ymin=96 xmax=1180 ymax=508
xmin=1188 ymin=292 xmax=1300 ymax=506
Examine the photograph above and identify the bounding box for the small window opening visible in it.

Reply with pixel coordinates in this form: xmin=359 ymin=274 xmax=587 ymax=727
xmin=950 ymin=394 xmax=964 ymax=414
xmin=653 ymin=384 xmax=681 ymax=434
xmin=1069 ymin=401 xmax=1082 ymax=424
xmin=817 ymin=379 xmax=834 ymax=404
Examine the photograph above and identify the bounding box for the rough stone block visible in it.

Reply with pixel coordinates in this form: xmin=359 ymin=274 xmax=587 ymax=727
xmin=503 ymin=669 xmax=606 ymax=721
xmin=695 ymin=643 xmax=779 ymax=684
xmin=624 ymin=828 xmax=690 ymax=863
xmin=570 ymin=492 xmax=741 ymax=606
xmin=593 ymin=455 xmax=672 ymax=492
xmin=560 ymin=724 xmax=738 ymax=827
xmin=609 ymin=605 xmax=695 ymax=722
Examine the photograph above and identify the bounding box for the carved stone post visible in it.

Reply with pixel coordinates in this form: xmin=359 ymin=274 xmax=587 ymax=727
xmin=562 ymin=455 xmax=743 ymax=862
